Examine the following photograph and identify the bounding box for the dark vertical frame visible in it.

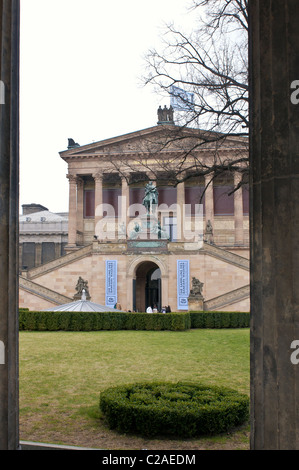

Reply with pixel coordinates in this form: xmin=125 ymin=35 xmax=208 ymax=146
xmin=249 ymin=0 xmax=299 ymax=449
xmin=0 ymin=0 xmax=20 ymax=450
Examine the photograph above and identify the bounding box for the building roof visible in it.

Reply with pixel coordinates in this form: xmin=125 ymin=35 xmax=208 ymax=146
xmin=20 ymin=210 xmax=68 ymax=223
xmin=44 ymin=291 xmax=123 ymax=312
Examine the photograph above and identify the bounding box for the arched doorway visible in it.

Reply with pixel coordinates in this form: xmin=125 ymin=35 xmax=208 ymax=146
xmin=134 ymin=261 xmax=161 ymax=312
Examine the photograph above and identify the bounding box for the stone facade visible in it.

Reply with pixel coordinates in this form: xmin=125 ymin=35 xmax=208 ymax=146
xmin=19 ymin=122 xmax=250 ymax=312
xmin=19 ymin=204 xmax=68 ymax=270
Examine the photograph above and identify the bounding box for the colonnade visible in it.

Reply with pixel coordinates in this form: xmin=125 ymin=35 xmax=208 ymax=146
xmin=66 ymin=171 xmax=246 ymax=248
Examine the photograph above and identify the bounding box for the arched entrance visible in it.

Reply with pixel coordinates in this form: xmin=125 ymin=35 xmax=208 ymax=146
xmin=134 ymin=261 xmax=161 ymax=312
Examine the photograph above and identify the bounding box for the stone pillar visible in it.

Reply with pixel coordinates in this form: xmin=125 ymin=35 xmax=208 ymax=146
xmin=250 ymin=0 xmax=299 ymax=450
xmin=66 ymin=174 xmax=78 ymax=247
xmin=35 ymin=243 xmax=42 ymax=267
xmin=176 ymin=182 xmax=185 ymax=241
xmin=76 ymin=177 xmax=84 ymax=238
xmin=204 ymin=173 xmax=214 ymax=229
xmin=0 ymin=0 xmax=20 ymax=450
xmin=233 ymin=172 xmax=244 ymax=245
xmin=121 ymin=176 xmax=130 ymax=239
xmin=93 ymin=173 xmax=103 ymax=239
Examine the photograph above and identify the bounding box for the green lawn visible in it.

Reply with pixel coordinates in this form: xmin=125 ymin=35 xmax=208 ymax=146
xmin=19 ymin=328 xmax=250 ymax=450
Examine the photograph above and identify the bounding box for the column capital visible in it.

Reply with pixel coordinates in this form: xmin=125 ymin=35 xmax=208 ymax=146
xmin=121 ymin=174 xmax=129 ymax=184
xmin=233 ymin=171 xmax=243 ymax=186
xmin=77 ymin=176 xmax=84 ymax=187
xmin=66 ymin=173 xmax=78 ymax=183
xmin=204 ymin=172 xmax=214 ymax=184
xmin=93 ymin=172 xmax=103 ymax=182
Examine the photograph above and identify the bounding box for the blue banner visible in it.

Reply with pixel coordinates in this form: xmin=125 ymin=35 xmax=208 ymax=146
xmin=177 ymin=260 xmax=190 ymax=310
xmin=105 ymin=260 xmax=117 ymax=308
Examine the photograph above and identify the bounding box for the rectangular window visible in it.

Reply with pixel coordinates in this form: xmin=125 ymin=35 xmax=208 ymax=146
xmin=185 ymin=186 xmax=205 ymax=215
xmin=41 ymin=242 xmax=55 ymax=264
xmin=22 ymin=242 xmax=36 ymax=269
xmin=213 ymin=185 xmax=234 ymax=215
xmin=129 ymin=188 xmax=146 ymax=217
xmin=157 ymin=187 xmax=177 ymax=206
xmin=84 ymin=189 xmax=95 ymax=218
xmin=103 ymin=188 xmax=121 ymax=217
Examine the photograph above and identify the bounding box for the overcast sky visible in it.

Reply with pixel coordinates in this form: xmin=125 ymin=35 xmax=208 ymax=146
xmin=20 ymin=0 xmax=198 ymax=213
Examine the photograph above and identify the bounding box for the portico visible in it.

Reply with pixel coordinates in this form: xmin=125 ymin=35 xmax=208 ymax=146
xmin=62 ymin=125 xmax=249 ymax=252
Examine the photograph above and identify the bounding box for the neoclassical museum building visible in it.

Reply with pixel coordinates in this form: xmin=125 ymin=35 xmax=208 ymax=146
xmin=19 ymin=111 xmax=250 ymax=312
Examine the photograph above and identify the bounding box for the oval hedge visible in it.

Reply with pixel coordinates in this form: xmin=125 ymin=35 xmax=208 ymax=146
xmin=99 ymin=381 xmax=249 ymax=438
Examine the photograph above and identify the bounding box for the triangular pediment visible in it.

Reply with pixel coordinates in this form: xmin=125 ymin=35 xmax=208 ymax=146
xmin=59 ymin=124 xmax=248 ymax=162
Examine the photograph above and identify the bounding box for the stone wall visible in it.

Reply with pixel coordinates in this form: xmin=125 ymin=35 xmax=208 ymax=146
xmin=20 ymin=242 xmax=250 ymax=313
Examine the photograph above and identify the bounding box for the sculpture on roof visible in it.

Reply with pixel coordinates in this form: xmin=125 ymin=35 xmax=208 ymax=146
xmin=157 ymin=105 xmax=174 ymax=124
xmin=68 ymin=138 xmax=80 ymax=149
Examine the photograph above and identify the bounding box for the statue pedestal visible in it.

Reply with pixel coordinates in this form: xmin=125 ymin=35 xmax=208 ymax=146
xmin=188 ymin=295 xmax=204 ymax=311
xmin=129 ymin=213 xmax=168 ymax=241
xmin=140 ymin=214 xmax=158 ymax=239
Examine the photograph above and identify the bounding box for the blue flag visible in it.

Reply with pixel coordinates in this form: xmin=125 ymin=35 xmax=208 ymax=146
xmin=170 ymin=85 xmax=194 ymax=111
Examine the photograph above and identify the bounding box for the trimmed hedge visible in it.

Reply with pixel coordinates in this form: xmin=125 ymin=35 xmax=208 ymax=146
xmin=18 ymin=309 xmax=249 ymax=331
xmin=18 ymin=310 xmax=191 ymax=332
xmin=99 ymin=381 xmax=249 ymax=438
xmin=190 ymin=311 xmax=250 ymax=329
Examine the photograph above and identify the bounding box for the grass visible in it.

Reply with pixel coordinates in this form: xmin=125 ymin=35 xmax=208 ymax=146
xmin=19 ymin=328 xmax=250 ymax=450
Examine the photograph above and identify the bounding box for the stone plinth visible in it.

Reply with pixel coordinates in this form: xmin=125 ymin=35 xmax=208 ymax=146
xmin=188 ymin=295 xmax=204 ymax=311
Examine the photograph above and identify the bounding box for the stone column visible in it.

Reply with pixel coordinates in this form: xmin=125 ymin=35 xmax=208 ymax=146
xmin=66 ymin=174 xmax=78 ymax=248
xmin=250 ymin=0 xmax=299 ymax=450
xmin=76 ymin=177 xmax=84 ymax=240
xmin=204 ymin=173 xmax=214 ymax=229
xmin=121 ymin=176 xmax=130 ymax=239
xmin=0 ymin=0 xmax=20 ymax=450
xmin=93 ymin=173 xmax=103 ymax=239
xmin=176 ymin=182 xmax=185 ymax=241
xmin=233 ymin=172 xmax=244 ymax=245
xmin=35 ymin=243 xmax=42 ymax=267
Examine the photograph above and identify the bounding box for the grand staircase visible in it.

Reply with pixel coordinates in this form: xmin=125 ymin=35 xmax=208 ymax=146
xmin=19 ymin=242 xmax=250 ymax=310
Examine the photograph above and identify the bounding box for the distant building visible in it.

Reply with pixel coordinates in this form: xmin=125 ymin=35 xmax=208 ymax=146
xmin=19 ymin=204 xmax=68 ymax=270
xmin=19 ymin=111 xmax=250 ymax=312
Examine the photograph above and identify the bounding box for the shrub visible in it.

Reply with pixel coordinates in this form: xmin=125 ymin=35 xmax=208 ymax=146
xmin=99 ymin=381 xmax=249 ymax=438
xmin=19 ymin=310 xmax=249 ymax=331
xmin=190 ymin=311 xmax=250 ymax=329
xmin=18 ymin=310 xmax=190 ymax=332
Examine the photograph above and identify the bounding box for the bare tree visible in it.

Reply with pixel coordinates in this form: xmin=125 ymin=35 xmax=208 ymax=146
xmin=104 ymin=1 xmax=249 ymax=196
xmin=144 ymin=0 xmax=248 ymax=133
